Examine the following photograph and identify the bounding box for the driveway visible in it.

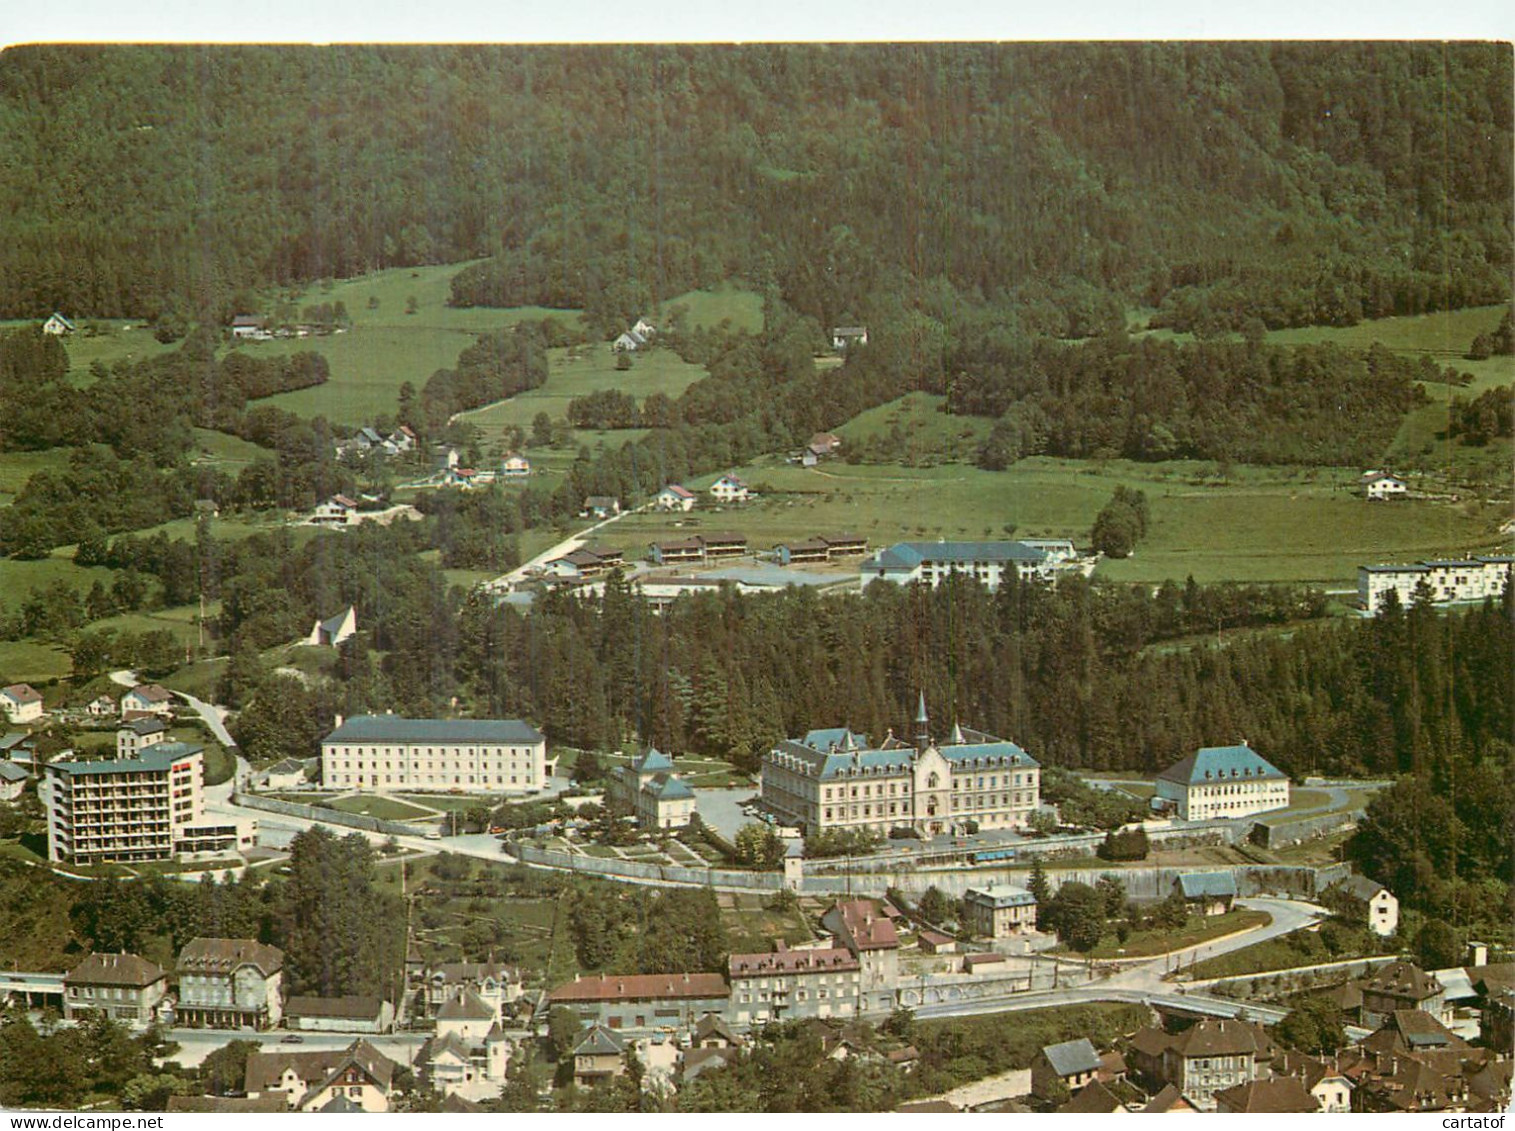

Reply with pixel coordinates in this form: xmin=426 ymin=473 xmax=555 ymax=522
xmin=696 ymin=786 xmax=762 ymax=840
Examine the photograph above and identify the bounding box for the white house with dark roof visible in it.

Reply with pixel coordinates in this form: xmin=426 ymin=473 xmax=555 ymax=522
xmin=761 ymin=697 xmax=1041 ymax=837
xmin=244 ymin=1039 xmax=398 ymax=1111
xmin=321 ymin=715 xmax=547 ymax=794
xmin=610 ymin=748 xmax=696 ymax=829
xmin=830 ymin=326 xmax=868 ymax=351
xmin=1358 ymin=555 xmax=1513 ymax=614
xmin=500 ymin=452 xmax=531 ymax=478
xmin=0 ymin=683 xmax=44 ymax=724
xmin=572 ymin=1022 xmax=628 ymax=1087
xmin=1359 ymin=470 xmax=1408 ymax=500
xmin=962 ymin=883 xmax=1038 ymax=938
xmin=42 ymin=312 xmax=76 ymax=336
xmin=708 ymin=474 xmax=750 ymax=503
xmin=1173 ymin=871 xmax=1238 ymax=916
xmin=860 ymin=540 xmax=1090 ymax=592
xmin=1154 ymin=743 xmax=1289 ymax=821
xmin=120 ymin=683 xmax=174 ymax=719
xmin=1032 ymin=1037 xmax=1102 ymax=1100
xmin=423 ymin=960 xmax=521 ymax=1018
xmin=311 ymin=494 xmax=359 ymax=527
xmin=1329 ymin=874 xmax=1399 ymax=937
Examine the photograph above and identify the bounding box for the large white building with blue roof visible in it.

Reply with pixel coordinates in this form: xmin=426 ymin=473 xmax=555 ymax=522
xmin=1155 ymin=743 xmax=1289 ymax=822
xmin=859 ymin=539 xmax=1089 ymax=591
xmin=1357 ymin=555 xmax=1512 ymax=614
xmin=760 ymin=697 xmax=1041 ymax=837
xmin=321 ymin=716 xmax=546 ymax=794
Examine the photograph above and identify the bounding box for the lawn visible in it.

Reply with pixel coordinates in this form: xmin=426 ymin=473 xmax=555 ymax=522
xmin=835 ymin=392 xmax=996 ymax=463
xmin=190 ymin=428 xmax=277 ymax=469
xmin=0 ymin=639 xmax=73 ymax=683
xmin=1058 ymin=908 xmax=1272 ymax=960
xmin=325 ymin=794 xmax=436 ymax=821
xmin=719 ymin=890 xmax=817 ymax=953
xmin=662 ymin=283 xmax=765 ymax=334
xmin=454 ymin=342 xmax=710 ymax=435
xmin=0 ymin=448 xmax=77 ymax=505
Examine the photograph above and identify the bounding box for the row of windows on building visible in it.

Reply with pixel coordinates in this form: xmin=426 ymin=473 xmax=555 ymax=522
xmin=332 ymin=746 xmax=535 ymax=758
xmin=331 ymin=773 xmax=530 ymax=786
xmin=823 ymin=792 xmax=1033 ymax=821
xmin=737 ymin=987 xmax=848 ymax=1004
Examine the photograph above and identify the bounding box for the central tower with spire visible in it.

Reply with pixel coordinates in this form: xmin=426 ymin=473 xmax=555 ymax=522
xmin=914 ymin=691 xmax=931 ymax=753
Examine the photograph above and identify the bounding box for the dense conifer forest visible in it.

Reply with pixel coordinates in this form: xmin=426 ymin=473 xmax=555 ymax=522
xmin=0 ymin=44 xmax=1509 ymax=333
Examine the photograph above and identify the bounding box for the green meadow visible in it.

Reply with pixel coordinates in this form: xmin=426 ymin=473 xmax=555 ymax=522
xmin=662 ymin=282 xmax=765 ymax=334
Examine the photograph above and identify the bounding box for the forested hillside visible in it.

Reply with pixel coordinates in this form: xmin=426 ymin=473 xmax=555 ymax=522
xmin=0 ymin=43 xmax=1508 ymax=335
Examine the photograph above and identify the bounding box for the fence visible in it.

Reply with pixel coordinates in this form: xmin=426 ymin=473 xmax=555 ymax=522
xmin=231 ymin=792 xmax=434 ymax=839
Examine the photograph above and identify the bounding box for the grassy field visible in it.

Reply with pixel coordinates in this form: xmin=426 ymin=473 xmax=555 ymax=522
xmin=1061 ymin=908 xmax=1272 ymax=960
xmin=718 ymin=890 xmax=818 ymax=954
xmin=600 ymin=455 xmax=1501 ymax=586
xmin=455 ymin=342 xmax=710 ymax=435
xmin=662 ymin=283 xmax=765 ymax=334
xmin=0 ymin=448 xmax=76 ymax=505
xmin=835 ymin=392 xmax=996 ymax=464
xmin=190 ymin=428 xmax=277 ymax=469
xmin=325 ymin=794 xmax=436 ymax=821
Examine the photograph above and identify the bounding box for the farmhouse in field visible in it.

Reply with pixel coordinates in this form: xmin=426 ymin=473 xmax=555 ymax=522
xmin=1154 ymin=742 xmax=1290 ymax=821
xmin=1357 ymin=555 xmax=1513 ymax=614
xmin=230 ymin=313 xmax=267 ymax=340
xmin=43 ymin=312 xmax=76 ymax=336
xmin=655 ymin=484 xmax=696 ymax=511
xmin=708 ymin=474 xmax=750 ymax=503
xmin=1359 ymin=470 xmax=1408 ymax=499
xmin=500 ymin=452 xmax=531 ymax=478
xmin=0 ymin=684 xmax=44 ymax=724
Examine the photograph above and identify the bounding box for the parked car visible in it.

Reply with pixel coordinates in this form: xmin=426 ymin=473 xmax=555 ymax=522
xmin=280 ymin=1034 xmax=304 ymax=1044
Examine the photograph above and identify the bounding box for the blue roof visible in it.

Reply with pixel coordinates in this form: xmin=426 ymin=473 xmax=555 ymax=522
xmin=1043 ymin=1037 xmax=1101 ymax=1077
xmin=966 ymin=883 xmax=1036 ymax=909
xmin=1176 ymin=872 xmax=1238 ymax=899
xmin=325 ymin=716 xmax=543 ymax=745
xmin=802 ymin=728 xmax=869 ymax=752
xmin=645 ymin=774 xmax=694 ymax=800
xmin=773 ymin=726 xmax=1038 ymax=781
xmin=630 ymin=748 xmax=675 ymax=773
xmin=0 ymin=762 xmax=28 ymax=782
xmin=868 ymin=540 xmax=1049 ymax=572
xmin=1157 ymin=745 xmax=1286 ymax=785
xmin=49 ymin=742 xmax=203 ymax=777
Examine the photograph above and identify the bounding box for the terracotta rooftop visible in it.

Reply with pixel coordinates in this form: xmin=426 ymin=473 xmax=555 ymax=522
xmin=728 ymin=948 xmax=859 ymax=977
xmin=1215 ymin=1076 xmax=1319 ymax=1113
xmin=548 ymin=971 xmax=728 ymax=1003
xmin=829 ymin=899 xmax=900 ymax=950
xmin=64 ymin=952 xmax=166 ymax=988
xmin=1365 ymin=961 xmax=1443 ymax=1001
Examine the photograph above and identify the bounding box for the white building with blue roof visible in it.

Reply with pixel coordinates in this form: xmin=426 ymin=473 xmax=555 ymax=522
xmin=760 ymin=696 xmax=1040 ymax=837
xmin=321 ymin=716 xmax=547 ymax=795
xmin=1155 ymin=743 xmax=1289 ymax=822
xmin=1357 ymin=555 xmax=1512 ymax=614
xmin=859 ymin=539 xmax=1090 ymax=591
xmin=610 ymin=748 xmax=697 ymax=829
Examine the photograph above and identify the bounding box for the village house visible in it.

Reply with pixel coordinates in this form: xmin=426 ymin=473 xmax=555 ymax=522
xmin=42 ymin=312 xmax=76 ymax=336
xmin=1127 ymin=1017 xmax=1277 ymax=1111
xmin=692 ymin=1013 xmax=741 ymax=1049
xmin=414 ymin=989 xmax=511 ymax=1094
xmin=648 ymin=532 xmax=749 ymax=566
xmin=548 ymin=972 xmax=730 ymax=1032
xmin=1328 ymin=873 xmax=1400 ymax=937
xmin=1173 ymin=871 xmax=1238 ymax=916
xmin=1361 ymin=555 xmax=1515 ymax=615
xmin=822 ymin=899 xmax=900 ymax=1015
xmin=500 ymin=451 xmax=531 ymax=478
xmin=306 ymin=606 xmax=357 ymax=648
xmin=1214 ymin=1075 xmax=1320 ymax=1113
xmin=311 ymin=494 xmax=359 ymax=527
xmin=1032 ymin=1037 xmax=1102 ymax=1100
xmin=0 ymin=761 xmax=27 ymax=802
xmin=761 ymin=699 xmax=1042 ymax=838
xmin=284 ymin=995 xmax=395 ymax=1034
xmin=612 ymin=329 xmax=647 ymax=353
xmin=726 ymin=945 xmax=862 ymax=1026
xmin=1274 ymin=1050 xmax=1355 ymax=1112
xmin=655 ymin=484 xmax=696 ymax=511
xmin=0 ymin=684 xmax=44 ymax=724
xmin=1361 ymin=961 xmax=1447 ymax=1029
xmin=174 ymin=938 xmax=285 ymax=1030
xmin=120 ymin=683 xmax=174 ymax=719
xmin=117 ymin=717 xmax=166 ymax=758
xmin=1359 ymin=470 xmax=1409 ymax=500
xmin=1361 ymin=1008 xmax=1467 ymax=1056
xmin=962 ymin=883 xmax=1038 ymax=938
xmin=1154 ymin=742 xmax=1290 ymax=821
xmin=708 ymin=474 xmax=750 ymax=503
xmin=84 ymin=694 xmax=117 ymax=717
xmin=422 ymin=960 xmax=522 ymax=1019
xmin=830 ymin=326 xmax=868 ymax=351
xmin=1139 ymin=1084 xmax=1197 ymax=1113
xmin=544 ymin=545 xmax=624 ymax=581
xmin=63 ymin=952 xmax=169 ymax=1026
xmin=1058 ymin=1080 xmax=1129 ymax=1114
xmin=260 ymin=758 xmax=307 ymax=791
xmin=572 ymin=1022 xmax=628 ymax=1087
xmin=244 ymin=1040 xmax=399 ymax=1112
xmin=321 ymin=715 xmax=547 ymax=794
xmin=581 ymin=495 xmax=621 ymax=519
xmin=809 ymin=431 xmax=843 ymax=457
xmin=230 ymin=313 xmax=265 ymax=340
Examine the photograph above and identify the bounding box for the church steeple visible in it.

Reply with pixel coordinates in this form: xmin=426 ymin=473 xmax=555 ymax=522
xmin=914 ymin=692 xmax=931 ymax=752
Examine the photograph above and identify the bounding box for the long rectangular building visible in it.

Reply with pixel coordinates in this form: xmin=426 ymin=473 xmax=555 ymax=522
xmin=321 ymin=716 xmax=547 ymax=794
xmin=859 ymin=539 xmax=1091 ymax=591
xmin=1358 ymin=556 xmax=1512 ymax=614
xmin=760 ymin=699 xmax=1040 ymax=837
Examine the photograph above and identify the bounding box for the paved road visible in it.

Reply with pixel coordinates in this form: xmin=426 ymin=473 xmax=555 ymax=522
xmin=483 ymin=506 xmax=643 ymax=592
xmin=160 ymin=1027 xmax=431 ymax=1070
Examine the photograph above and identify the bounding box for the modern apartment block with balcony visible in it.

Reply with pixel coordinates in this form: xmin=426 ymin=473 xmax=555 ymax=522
xmin=44 ymin=741 xmax=207 ymax=865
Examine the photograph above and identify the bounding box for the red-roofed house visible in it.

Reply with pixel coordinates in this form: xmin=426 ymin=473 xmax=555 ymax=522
xmin=312 ymin=495 xmax=359 ymax=527
xmin=547 ymin=972 xmax=729 ymax=1032
xmin=822 ymin=899 xmax=900 ymax=1013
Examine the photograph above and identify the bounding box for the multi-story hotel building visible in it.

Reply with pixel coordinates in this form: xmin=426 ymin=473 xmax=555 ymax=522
xmin=760 ymin=698 xmax=1040 ymax=837
xmin=859 ymin=539 xmax=1091 ymax=591
xmin=45 ymin=742 xmax=205 ymax=865
xmin=1155 ymin=744 xmax=1290 ymax=822
xmin=321 ymin=716 xmax=547 ymax=794
xmin=1358 ymin=555 xmax=1513 ymax=614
